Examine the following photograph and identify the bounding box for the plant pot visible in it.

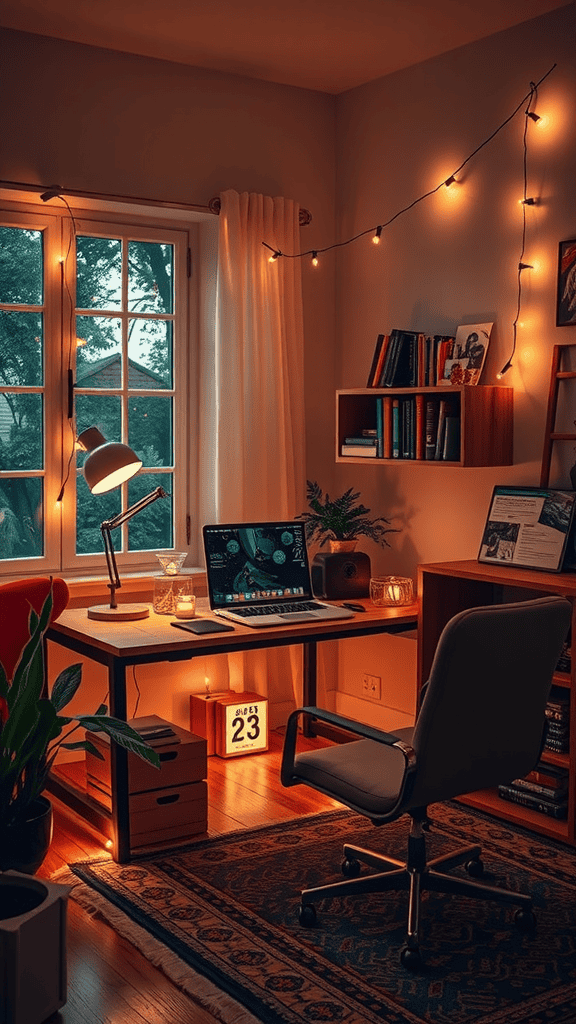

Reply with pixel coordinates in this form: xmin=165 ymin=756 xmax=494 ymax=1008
xmin=0 ymin=870 xmax=70 ymax=1024
xmin=0 ymin=796 xmax=53 ymax=875
xmin=328 ymin=540 xmax=357 ymax=553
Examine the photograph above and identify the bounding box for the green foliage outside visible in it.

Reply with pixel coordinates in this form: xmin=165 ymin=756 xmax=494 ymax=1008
xmin=0 ymin=227 xmax=174 ymax=559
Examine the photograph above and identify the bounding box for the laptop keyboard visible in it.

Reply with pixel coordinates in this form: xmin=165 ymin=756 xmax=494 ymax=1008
xmin=231 ymin=601 xmax=324 ymax=617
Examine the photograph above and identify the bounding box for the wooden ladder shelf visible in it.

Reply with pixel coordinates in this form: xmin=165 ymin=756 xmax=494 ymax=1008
xmin=540 ymin=343 xmax=576 ymax=487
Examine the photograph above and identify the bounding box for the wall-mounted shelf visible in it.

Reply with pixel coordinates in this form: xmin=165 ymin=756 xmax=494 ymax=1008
xmin=336 ymin=386 xmax=513 ymax=467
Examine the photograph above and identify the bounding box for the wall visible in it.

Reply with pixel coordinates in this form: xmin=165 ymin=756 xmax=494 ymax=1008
xmin=0 ymin=26 xmax=338 ymax=493
xmin=332 ymin=5 xmax=576 ymax=723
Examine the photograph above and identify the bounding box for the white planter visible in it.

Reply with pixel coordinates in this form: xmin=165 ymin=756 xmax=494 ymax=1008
xmin=0 ymin=871 xmax=70 ymax=1024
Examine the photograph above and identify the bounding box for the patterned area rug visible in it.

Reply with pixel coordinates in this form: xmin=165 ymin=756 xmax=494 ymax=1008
xmin=61 ymin=804 xmax=576 ymax=1024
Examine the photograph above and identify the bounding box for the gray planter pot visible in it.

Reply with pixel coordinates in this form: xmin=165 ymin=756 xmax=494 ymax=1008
xmin=0 ymin=871 xmax=70 ymax=1024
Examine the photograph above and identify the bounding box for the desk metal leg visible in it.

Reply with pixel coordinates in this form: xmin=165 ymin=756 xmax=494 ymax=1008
xmin=302 ymin=641 xmax=317 ymax=737
xmin=108 ymin=657 xmax=131 ymax=863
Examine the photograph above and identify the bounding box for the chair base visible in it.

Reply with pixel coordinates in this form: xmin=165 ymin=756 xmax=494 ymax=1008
xmin=299 ymin=822 xmax=535 ymax=969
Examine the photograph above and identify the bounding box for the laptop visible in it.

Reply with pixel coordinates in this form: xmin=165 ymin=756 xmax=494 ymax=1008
xmin=202 ymin=521 xmax=355 ymax=627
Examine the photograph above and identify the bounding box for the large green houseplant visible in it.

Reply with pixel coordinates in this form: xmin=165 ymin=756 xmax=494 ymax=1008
xmin=0 ymin=586 xmax=159 ymax=867
xmin=298 ymin=480 xmax=397 ymax=549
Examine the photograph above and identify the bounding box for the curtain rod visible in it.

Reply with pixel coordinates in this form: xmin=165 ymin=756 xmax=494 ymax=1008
xmin=0 ymin=179 xmax=312 ymax=224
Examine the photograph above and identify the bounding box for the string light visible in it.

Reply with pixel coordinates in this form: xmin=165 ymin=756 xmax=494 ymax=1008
xmin=372 ymin=225 xmax=383 ymax=244
xmin=263 ymin=64 xmax=555 ymax=267
xmin=497 ymin=80 xmax=541 ymax=379
xmin=41 ymin=188 xmax=78 ymax=501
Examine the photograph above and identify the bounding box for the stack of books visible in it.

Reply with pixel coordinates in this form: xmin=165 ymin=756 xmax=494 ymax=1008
xmin=498 ymin=759 xmax=569 ymax=819
xmin=341 ymin=429 xmax=379 ymax=457
xmin=543 ymin=686 xmax=570 ymax=755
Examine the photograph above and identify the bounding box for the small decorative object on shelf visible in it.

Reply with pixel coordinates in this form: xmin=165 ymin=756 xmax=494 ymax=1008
xmin=370 ymin=575 xmax=414 ymax=607
xmin=174 ymin=595 xmax=196 ymax=619
xmin=153 ymin=553 xmax=194 ymax=614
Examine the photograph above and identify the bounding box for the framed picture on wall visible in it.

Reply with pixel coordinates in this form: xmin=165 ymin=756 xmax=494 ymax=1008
xmin=557 ymin=239 xmax=576 ymax=326
xmin=478 ymin=485 xmax=576 ymax=573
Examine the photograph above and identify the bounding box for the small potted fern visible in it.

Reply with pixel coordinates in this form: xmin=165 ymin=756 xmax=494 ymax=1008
xmin=298 ymin=480 xmax=397 ymax=552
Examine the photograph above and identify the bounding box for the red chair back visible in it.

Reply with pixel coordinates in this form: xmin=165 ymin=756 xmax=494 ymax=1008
xmin=0 ymin=577 xmax=69 ymax=681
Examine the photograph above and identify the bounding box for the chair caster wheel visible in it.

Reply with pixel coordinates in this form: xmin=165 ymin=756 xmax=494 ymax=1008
xmin=342 ymin=857 xmax=361 ymax=878
xmin=465 ymin=857 xmax=484 ymax=878
xmin=299 ymin=903 xmax=317 ymax=928
xmin=400 ymin=945 xmax=423 ymax=971
xmin=514 ymin=908 xmax=536 ymax=931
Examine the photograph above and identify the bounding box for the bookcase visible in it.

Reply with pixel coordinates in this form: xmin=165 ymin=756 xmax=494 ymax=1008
xmin=418 ymin=559 xmax=576 ymax=847
xmin=336 ymin=386 xmax=513 ymax=467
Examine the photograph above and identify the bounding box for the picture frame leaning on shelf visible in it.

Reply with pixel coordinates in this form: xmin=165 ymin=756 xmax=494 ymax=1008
xmin=439 ymin=322 xmax=493 ymax=386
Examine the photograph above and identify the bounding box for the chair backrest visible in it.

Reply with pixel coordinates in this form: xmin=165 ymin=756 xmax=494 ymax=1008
xmin=0 ymin=577 xmax=69 ymax=681
xmin=407 ymin=596 xmax=571 ymax=810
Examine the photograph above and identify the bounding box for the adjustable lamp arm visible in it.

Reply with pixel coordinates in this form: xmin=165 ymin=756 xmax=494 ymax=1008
xmin=100 ymin=486 xmax=168 ymax=609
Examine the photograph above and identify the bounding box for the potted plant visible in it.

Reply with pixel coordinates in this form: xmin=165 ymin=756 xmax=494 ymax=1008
xmin=0 ymin=584 xmax=159 ymax=874
xmin=298 ymin=480 xmax=397 ymax=552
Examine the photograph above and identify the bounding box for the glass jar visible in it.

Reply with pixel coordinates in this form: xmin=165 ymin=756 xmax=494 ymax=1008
xmin=151 ymin=557 xmax=193 ymax=610
xmin=369 ymin=575 xmax=414 ymax=607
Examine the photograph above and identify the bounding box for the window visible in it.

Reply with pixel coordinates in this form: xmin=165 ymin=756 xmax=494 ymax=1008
xmin=0 ymin=199 xmax=193 ymax=577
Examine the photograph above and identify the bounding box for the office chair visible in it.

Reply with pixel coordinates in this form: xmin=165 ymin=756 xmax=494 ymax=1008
xmin=281 ymin=596 xmax=571 ymax=970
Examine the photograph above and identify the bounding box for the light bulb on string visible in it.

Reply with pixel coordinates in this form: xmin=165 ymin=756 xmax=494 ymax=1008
xmin=444 ymin=175 xmax=456 ymax=187
xmin=311 ymin=251 xmax=319 ymax=267
xmin=372 ymin=225 xmax=382 ymax=245
xmin=497 ymin=360 xmax=513 ymax=379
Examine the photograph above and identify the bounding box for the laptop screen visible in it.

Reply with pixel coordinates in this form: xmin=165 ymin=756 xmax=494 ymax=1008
xmin=203 ymin=522 xmax=313 ymax=610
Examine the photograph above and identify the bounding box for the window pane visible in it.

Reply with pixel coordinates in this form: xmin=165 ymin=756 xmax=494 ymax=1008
xmin=75 ymin=394 xmax=122 ymax=450
xmin=128 ymin=241 xmax=173 ymax=314
xmin=0 ymin=227 xmax=43 ymax=305
xmin=0 ymin=393 xmax=43 ymax=469
xmin=129 ymin=396 xmax=173 ymax=467
xmin=76 ymin=318 xmax=122 ymax=388
xmin=128 ymin=473 xmax=172 ymax=551
xmin=0 ymin=478 xmax=43 ymax=559
xmin=0 ymin=311 xmax=43 ymax=385
xmin=76 ymin=236 xmax=122 ymax=310
xmin=128 ymin=319 xmax=172 ymax=388
xmin=76 ymin=474 xmax=121 ymax=555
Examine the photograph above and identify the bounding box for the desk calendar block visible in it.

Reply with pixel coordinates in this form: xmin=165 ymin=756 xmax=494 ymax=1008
xmin=214 ymin=691 xmax=268 ymax=758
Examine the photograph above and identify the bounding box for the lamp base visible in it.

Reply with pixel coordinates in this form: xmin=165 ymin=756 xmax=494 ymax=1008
xmin=87 ymin=603 xmax=150 ymax=621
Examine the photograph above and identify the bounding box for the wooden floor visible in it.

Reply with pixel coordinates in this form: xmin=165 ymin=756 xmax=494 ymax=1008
xmin=38 ymin=730 xmax=338 ymax=1024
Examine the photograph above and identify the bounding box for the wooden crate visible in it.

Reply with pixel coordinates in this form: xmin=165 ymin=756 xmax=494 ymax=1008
xmin=85 ymin=715 xmax=208 ymax=848
xmin=190 ymin=690 xmax=235 ymax=755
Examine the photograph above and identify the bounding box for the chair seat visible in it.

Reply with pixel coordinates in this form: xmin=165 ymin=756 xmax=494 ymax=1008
xmin=295 ymin=731 xmax=413 ymax=816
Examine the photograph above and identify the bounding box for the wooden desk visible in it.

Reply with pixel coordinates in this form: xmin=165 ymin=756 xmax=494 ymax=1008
xmin=46 ymin=598 xmax=417 ymax=861
xmin=418 ymin=559 xmax=575 ymax=847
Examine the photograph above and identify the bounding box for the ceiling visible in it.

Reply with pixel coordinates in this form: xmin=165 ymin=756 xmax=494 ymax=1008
xmin=1 ymin=0 xmax=569 ymax=93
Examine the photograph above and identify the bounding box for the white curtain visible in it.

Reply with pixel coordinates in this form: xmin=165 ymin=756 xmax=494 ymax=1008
xmin=198 ymin=189 xmax=307 ymax=721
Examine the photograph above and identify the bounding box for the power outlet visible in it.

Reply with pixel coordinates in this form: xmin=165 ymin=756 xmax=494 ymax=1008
xmin=362 ymin=673 xmax=382 ymax=701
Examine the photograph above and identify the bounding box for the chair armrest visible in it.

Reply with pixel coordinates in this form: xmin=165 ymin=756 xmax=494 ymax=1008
xmin=281 ymin=706 xmax=415 ymax=789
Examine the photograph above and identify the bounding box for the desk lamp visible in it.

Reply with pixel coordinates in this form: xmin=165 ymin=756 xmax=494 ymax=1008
xmin=78 ymin=428 xmax=168 ymax=621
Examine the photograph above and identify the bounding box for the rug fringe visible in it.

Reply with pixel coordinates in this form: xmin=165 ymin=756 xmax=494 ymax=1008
xmin=54 ymin=868 xmax=259 ymax=1024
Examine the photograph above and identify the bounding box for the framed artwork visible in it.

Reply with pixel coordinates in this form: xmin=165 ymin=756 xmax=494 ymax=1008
xmin=439 ymin=322 xmax=492 ymax=385
xmin=557 ymin=239 xmax=576 ymax=326
xmin=478 ymin=485 xmax=576 ymax=573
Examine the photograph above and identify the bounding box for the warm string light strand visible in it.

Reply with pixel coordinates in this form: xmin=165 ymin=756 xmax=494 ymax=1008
xmin=40 ymin=188 xmax=78 ymax=502
xmin=497 ymin=81 xmax=539 ymax=378
xmin=263 ymin=64 xmax=555 ymax=267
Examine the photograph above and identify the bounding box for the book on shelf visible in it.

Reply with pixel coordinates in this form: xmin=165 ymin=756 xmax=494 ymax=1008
xmin=543 ymin=735 xmax=570 ymax=754
xmin=383 ymin=395 xmax=393 ymax=458
xmin=509 ymin=775 xmax=568 ymax=801
xmin=391 ymin=399 xmax=401 ymax=458
xmin=425 ymin=398 xmax=439 ymax=460
xmin=382 ymin=329 xmax=419 ymax=387
xmin=497 ymin=783 xmax=568 ymax=819
xmin=366 ymin=333 xmax=389 ymax=387
xmin=434 ymin=397 xmax=458 ymax=460
xmin=415 ymin=393 xmax=425 ymax=460
xmin=341 ymin=444 xmax=378 ymax=457
xmin=524 ymin=760 xmax=569 ymax=790
xmin=343 ymin=436 xmax=378 ymax=445
xmin=442 ymin=415 xmax=461 ymax=461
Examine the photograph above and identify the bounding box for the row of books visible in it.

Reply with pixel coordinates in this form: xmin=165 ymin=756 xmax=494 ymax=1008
xmin=543 ymin=686 xmax=570 ymax=754
xmin=498 ymin=760 xmax=569 ymax=819
xmin=366 ymin=330 xmax=455 ymax=388
xmin=341 ymin=395 xmax=461 ymax=462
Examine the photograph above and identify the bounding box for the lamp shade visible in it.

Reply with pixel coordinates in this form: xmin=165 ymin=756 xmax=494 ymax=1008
xmin=78 ymin=427 xmax=142 ymax=495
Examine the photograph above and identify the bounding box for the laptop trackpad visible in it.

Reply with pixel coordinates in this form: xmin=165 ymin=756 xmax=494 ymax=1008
xmin=280 ymin=611 xmax=319 ymax=621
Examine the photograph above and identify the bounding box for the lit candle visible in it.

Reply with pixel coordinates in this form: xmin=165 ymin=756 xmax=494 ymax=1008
xmin=175 ymin=595 xmax=196 ymax=619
